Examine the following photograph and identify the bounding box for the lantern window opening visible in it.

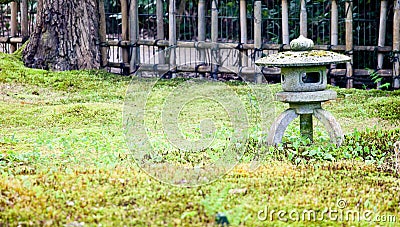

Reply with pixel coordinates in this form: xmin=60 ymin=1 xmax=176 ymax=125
xmin=300 ymin=71 xmax=322 ymax=84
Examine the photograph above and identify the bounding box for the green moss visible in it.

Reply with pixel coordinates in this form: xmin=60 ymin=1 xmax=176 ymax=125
xmin=367 ymin=97 xmax=400 ymax=121
xmin=11 ymin=40 xmax=28 ymax=61
xmin=0 ymin=52 xmax=400 ymax=226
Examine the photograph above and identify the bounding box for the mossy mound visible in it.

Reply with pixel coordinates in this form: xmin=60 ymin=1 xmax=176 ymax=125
xmin=367 ymin=97 xmax=400 ymax=121
xmin=0 ymin=49 xmax=129 ymax=92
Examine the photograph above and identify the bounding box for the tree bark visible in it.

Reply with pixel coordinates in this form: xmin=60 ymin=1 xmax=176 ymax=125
xmin=23 ymin=0 xmax=101 ymax=71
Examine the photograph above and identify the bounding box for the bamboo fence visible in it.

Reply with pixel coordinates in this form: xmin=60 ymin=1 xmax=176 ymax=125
xmin=0 ymin=0 xmax=399 ymax=89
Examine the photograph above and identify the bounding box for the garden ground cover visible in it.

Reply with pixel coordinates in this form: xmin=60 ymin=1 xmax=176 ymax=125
xmin=1 ymin=52 xmax=400 ymax=226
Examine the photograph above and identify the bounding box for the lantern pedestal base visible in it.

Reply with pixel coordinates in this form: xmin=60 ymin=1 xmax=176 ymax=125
xmin=267 ymin=91 xmax=343 ymax=146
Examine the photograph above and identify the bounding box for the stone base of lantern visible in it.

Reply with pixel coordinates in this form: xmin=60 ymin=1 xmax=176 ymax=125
xmin=267 ymin=90 xmax=343 ymax=146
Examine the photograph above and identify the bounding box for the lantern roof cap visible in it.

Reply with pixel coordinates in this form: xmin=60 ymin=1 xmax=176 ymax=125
xmin=256 ymin=36 xmax=351 ymax=67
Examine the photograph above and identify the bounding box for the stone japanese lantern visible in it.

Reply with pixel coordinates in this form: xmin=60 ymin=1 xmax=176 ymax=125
xmin=256 ymin=35 xmax=351 ymax=146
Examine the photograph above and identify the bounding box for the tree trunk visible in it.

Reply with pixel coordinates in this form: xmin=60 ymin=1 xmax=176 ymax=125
xmin=23 ymin=0 xmax=101 ymax=71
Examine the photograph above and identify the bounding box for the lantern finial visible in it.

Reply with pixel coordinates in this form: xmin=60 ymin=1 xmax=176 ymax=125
xmin=290 ymin=35 xmax=314 ymax=51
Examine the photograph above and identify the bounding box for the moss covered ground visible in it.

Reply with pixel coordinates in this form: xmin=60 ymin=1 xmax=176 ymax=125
xmin=1 ymin=51 xmax=400 ymax=226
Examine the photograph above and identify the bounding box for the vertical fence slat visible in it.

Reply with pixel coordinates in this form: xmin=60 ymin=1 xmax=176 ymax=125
xmin=211 ymin=0 xmax=219 ymax=78
xmin=331 ymin=0 xmax=338 ymax=45
xmin=129 ymin=0 xmax=140 ymax=72
xmin=300 ymin=0 xmax=307 ymax=37
xmin=198 ymin=0 xmax=206 ymax=64
xmin=377 ymin=0 xmax=388 ymax=89
xmin=240 ymin=0 xmax=248 ymax=66
xmin=20 ymin=0 xmax=28 ymax=40
xmin=345 ymin=0 xmax=353 ymax=89
xmin=99 ymin=0 xmax=108 ymax=67
xmin=169 ymin=0 xmax=177 ymax=70
xmin=330 ymin=0 xmax=338 ymax=85
xmin=282 ymin=0 xmax=289 ymax=44
xmin=254 ymin=0 xmax=263 ymax=83
xmin=254 ymin=1 xmax=262 ymax=60
xmin=10 ymin=1 xmax=18 ymax=53
xmin=211 ymin=0 xmax=218 ymax=43
xmin=239 ymin=0 xmax=247 ymax=43
xmin=393 ymin=0 xmax=400 ymax=89
xmin=121 ymin=0 xmax=129 ymax=71
xmin=157 ymin=0 xmax=165 ymax=64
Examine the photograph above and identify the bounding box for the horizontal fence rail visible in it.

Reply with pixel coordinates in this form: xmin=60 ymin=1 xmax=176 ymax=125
xmin=0 ymin=0 xmax=399 ymax=89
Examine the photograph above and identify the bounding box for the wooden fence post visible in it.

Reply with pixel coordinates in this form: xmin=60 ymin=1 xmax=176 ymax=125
xmin=211 ymin=0 xmax=219 ymax=78
xmin=330 ymin=0 xmax=338 ymax=85
xmin=10 ymin=1 xmax=18 ymax=53
xmin=198 ymin=0 xmax=206 ymax=64
xmin=20 ymin=0 xmax=28 ymax=41
xmin=377 ymin=0 xmax=388 ymax=89
xmin=331 ymin=0 xmax=338 ymax=45
xmin=300 ymin=0 xmax=307 ymax=37
xmin=211 ymin=0 xmax=218 ymax=43
xmin=393 ymin=0 xmax=400 ymax=89
xmin=240 ymin=0 xmax=248 ymax=67
xmin=99 ymin=0 xmax=108 ymax=67
xmin=282 ymin=0 xmax=289 ymax=44
xmin=121 ymin=0 xmax=129 ymax=73
xmin=254 ymin=0 xmax=262 ymax=61
xmin=345 ymin=0 xmax=353 ymax=88
xmin=254 ymin=0 xmax=263 ymax=83
xmin=129 ymin=0 xmax=140 ymax=72
xmin=169 ymin=0 xmax=177 ymax=72
xmin=157 ymin=0 xmax=165 ymax=64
